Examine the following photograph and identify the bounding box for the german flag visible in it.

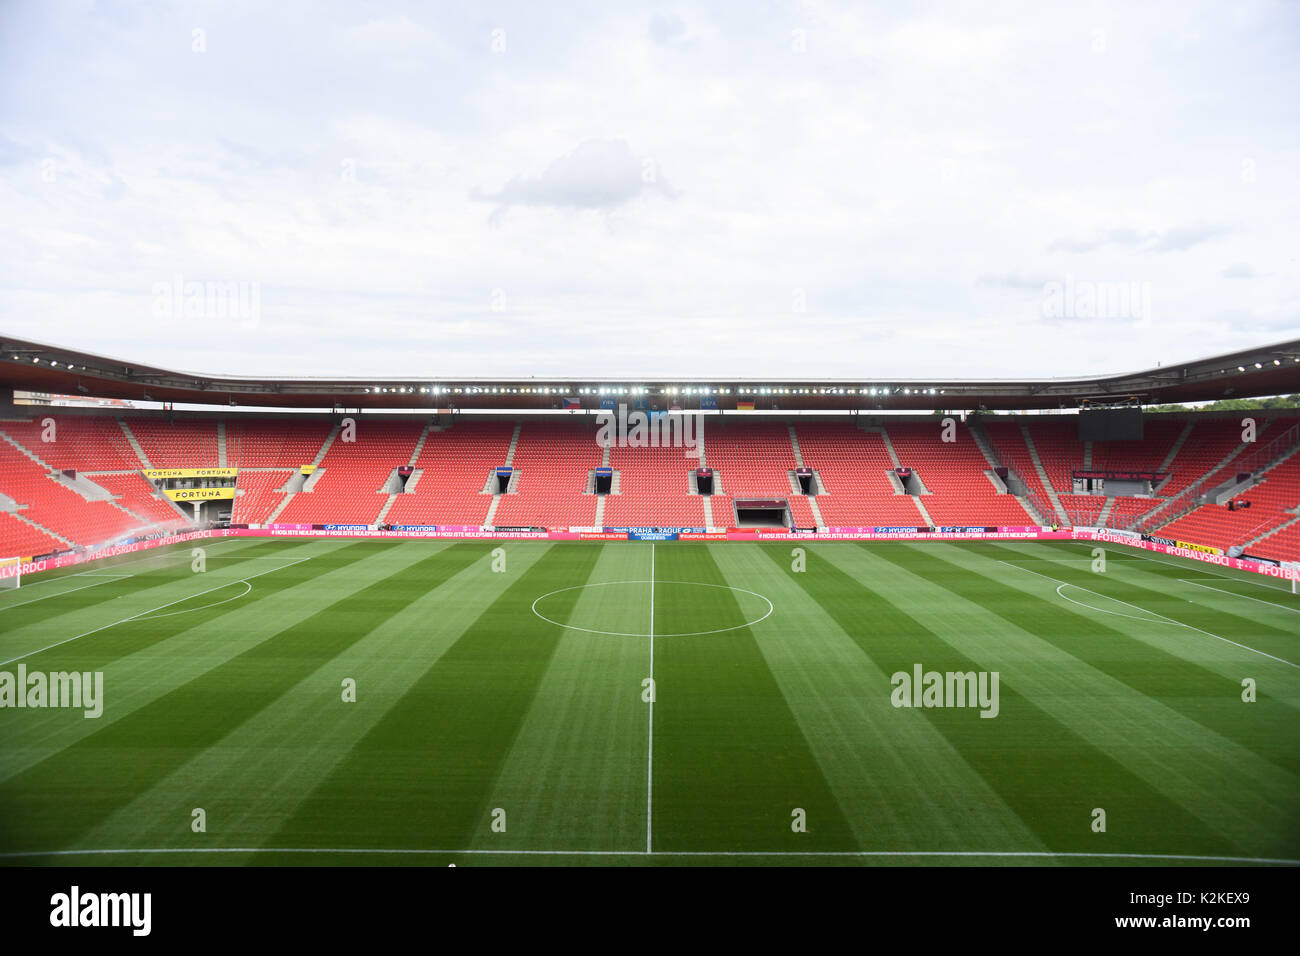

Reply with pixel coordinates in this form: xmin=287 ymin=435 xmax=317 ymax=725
xmin=736 ymin=400 xmax=755 ymax=410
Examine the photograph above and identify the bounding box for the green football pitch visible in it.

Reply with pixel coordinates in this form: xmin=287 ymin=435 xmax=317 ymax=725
xmin=0 ymin=537 xmax=1296 ymax=866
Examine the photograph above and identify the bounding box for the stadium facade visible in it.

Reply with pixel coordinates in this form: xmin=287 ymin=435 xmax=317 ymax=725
xmin=1 ymin=336 xmax=1298 ymax=576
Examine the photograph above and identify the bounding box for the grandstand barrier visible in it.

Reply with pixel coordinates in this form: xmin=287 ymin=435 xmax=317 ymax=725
xmin=1071 ymin=528 xmax=1300 ymax=581
xmin=5 ymin=525 xmax=1295 ymax=585
xmin=0 ymin=529 xmax=210 ymax=581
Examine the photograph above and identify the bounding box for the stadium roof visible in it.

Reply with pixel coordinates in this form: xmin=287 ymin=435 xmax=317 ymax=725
xmin=2 ymin=335 xmax=1299 ymax=412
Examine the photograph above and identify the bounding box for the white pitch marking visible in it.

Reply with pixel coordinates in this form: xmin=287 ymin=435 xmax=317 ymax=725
xmin=0 ymin=847 xmax=1294 ymax=865
xmin=530 ymin=580 xmax=774 ymax=637
xmin=997 ymin=560 xmax=1299 ymax=669
xmin=0 ymin=557 xmax=312 ymax=667
xmin=1112 ymin=549 xmax=1297 ymax=593
xmin=131 ymin=580 xmax=255 ymax=621
xmin=0 ymin=575 xmax=132 ymax=610
xmin=1052 ymin=584 xmax=1170 ymax=628
xmin=1177 ymin=578 xmax=1300 ymax=613
xmin=647 ymin=542 xmax=654 ymax=855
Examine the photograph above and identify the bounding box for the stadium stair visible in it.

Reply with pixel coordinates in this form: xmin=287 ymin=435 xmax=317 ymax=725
xmin=1159 ymin=420 xmax=1196 ymax=475
xmin=1135 ymin=418 xmax=1287 ymax=531
xmin=1096 ymin=496 xmax=1116 ymax=527
xmin=966 ymin=416 xmax=1001 ymax=469
xmin=264 ymin=488 xmax=296 ymax=523
xmin=1019 ymin=423 xmax=1070 ymax=524
xmin=505 ymin=422 xmax=522 ymax=465
xmin=118 ymin=418 xmax=151 ymax=467
xmin=787 ymin=424 xmax=825 ymax=528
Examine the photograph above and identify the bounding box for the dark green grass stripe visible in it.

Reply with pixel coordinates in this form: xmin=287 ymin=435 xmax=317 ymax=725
xmin=767 ymin=545 xmax=1244 ymax=857
xmin=999 ymin=541 xmax=1300 ymax=647
xmin=0 ymin=542 xmax=485 ymax=853
xmin=0 ymin=538 xmax=323 ymax=643
xmin=653 ymin=544 xmax=856 ymax=851
xmin=262 ymin=542 xmax=604 ymax=852
xmin=951 ymin=542 xmax=1300 ymax=777
xmin=9 ymin=541 xmax=401 ymax=673
xmin=990 ymin=540 xmax=1300 ymax=661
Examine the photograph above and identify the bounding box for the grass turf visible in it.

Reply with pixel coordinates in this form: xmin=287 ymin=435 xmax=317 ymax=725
xmin=0 ymin=537 xmax=1296 ymax=866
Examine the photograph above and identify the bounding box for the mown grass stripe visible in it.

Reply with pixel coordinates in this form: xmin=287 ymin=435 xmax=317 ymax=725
xmin=469 ymin=543 xmax=651 ymax=852
xmin=950 ymin=541 xmax=1300 ymax=778
xmin=732 ymin=543 xmax=1047 ymax=852
xmin=261 ymin=542 xmax=605 ymax=853
xmin=790 ymin=543 xmax=1243 ymax=857
xmin=0 ymin=541 xmax=461 ymax=853
xmin=70 ymin=541 xmax=500 ymax=854
xmin=0 ymin=541 xmax=403 ymax=782
xmin=650 ymin=543 xmax=855 ymax=852
xmin=995 ymin=540 xmax=1300 ymax=661
xmin=0 ymin=538 xmax=325 ymax=663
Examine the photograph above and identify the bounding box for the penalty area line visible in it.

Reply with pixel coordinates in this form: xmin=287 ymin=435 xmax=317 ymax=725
xmin=1112 ymin=549 xmax=1297 ymax=593
xmin=647 ymin=542 xmax=654 ymax=855
xmin=997 ymin=560 xmax=1299 ymax=669
xmin=0 ymin=557 xmax=312 ymax=667
xmin=0 ymin=574 xmax=133 ymax=610
xmin=1177 ymin=578 xmax=1300 ymax=613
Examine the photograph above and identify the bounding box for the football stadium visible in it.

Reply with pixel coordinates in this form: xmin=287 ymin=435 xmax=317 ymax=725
xmin=0 ymin=336 xmax=1297 ymax=871
xmin=4 ymin=1 xmax=1300 ymax=937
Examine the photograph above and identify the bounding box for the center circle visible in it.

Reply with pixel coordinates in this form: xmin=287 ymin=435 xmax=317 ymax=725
xmin=530 ymin=580 xmax=774 ymax=637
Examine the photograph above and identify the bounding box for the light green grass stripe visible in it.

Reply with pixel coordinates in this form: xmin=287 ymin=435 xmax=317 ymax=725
xmin=471 ymin=543 xmax=648 ymax=852
xmin=72 ymin=542 xmax=545 ymax=855
xmin=262 ymin=542 xmax=602 ymax=852
xmin=0 ymin=536 xmax=275 ymax=616
xmin=0 ymin=539 xmax=408 ymax=783
xmin=842 ymin=542 xmax=1299 ymax=859
xmin=711 ymin=543 xmax=1047 ymax=853
xmin=949 ymin=541 xmax=1300 ymax=737
xmin=650 ymin=543 xmax=856 ymax=852
xmin=0 ymin=540 xmax=468 ymax=853
xmin=992 ymin=540 xmax=1300 ymax=687
xmin=959 ymin=541 xmax=1300 ymax=794
xmin=0 ymin=536 xmax=318 ymax=663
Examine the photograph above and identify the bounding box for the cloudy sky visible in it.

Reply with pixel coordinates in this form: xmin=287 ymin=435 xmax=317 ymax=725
xmin=1 ymin=0 xmax=1297 ymax=381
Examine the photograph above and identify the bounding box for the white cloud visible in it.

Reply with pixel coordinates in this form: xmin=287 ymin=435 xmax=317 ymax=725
xmin=0 ymin=0 xmax=1297 ymax=381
